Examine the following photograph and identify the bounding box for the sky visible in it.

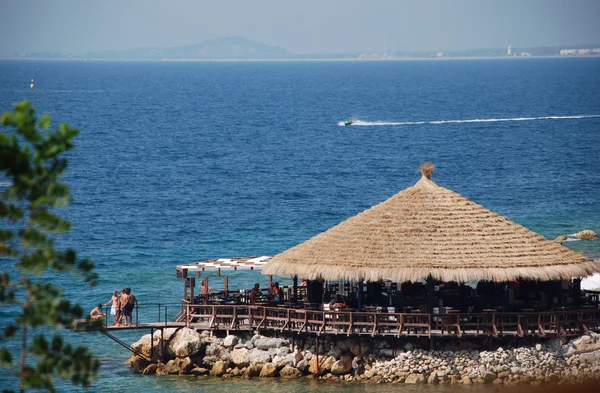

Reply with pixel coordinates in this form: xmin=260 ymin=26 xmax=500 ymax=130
xmin=1 ymin=0 xmax=599 ymax=56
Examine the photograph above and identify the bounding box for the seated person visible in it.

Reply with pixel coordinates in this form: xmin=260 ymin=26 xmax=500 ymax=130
xmin=90 ymin=304 xmax=105 ymax=320
xmin=332 ymin=296 xmax=348 ymax=310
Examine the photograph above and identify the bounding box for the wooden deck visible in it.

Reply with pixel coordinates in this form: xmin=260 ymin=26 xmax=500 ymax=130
xmin=73 ymin=304 xmax=600 ymax=338
xmin=180 ymin=304 xmax=600 ymax=338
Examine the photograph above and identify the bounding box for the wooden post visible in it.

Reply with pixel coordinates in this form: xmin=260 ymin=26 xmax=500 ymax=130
xmin=427 ymin=275 xmax=435 ymax=314
xmin=224 ymin=276 xmax=229 ymax=296
xmin=357 ymin=279 xmax=364 ymax=312
xmin=189 ymin=278 xmax=195 ymax=303
xmin=293 ymin=275 xmax=298 ymax=304
xmin=217 ymin=268 xmax=221 ymax=277
xmin=315 ymin=335 xmax=319 ymax=378
xmin=183 ymin=269 xmax=188 ymax=301
xmin=203 ymin=277 xmax=209 ymax=305
xmin=150 ymin=328 xmax=154 ymax=358
xmin=196 ymin=271 xmax=201 ymax=278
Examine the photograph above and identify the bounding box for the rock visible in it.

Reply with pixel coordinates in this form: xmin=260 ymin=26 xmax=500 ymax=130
xmin=337 ymin=340 xmax=352 ymax=352
xmin=231 ymin=367 xmax=242 ymax=377
xmin=142 ymin=364 xmax=157 ymax=375
xmin=280 ymin=365 xmax=303 ymax=379
xmin=352 ymin=356 xmax=365 ymax=375
xmin=404 ymin=343 xmax=413 ymax=351
xmin=405 ymin=373 xmax=425 ymax=384
xmin=296 ymin=359 xmax=308 ymax=373
xmin=565 ymin=333 xmax=600 ymax=357
xmin=254 ymin=338 xmax=287 ymax=350
xmin=483 ymin=371 xmax=497 ymax=383
xmin=493 ymin=378 xmax=503 ymax=384
xmin=243 ymin=364 xmax=262 ymax=378
xmin=371 ymin=375 xmax=383 ymax=383
xmin=427 ymin=372 xmax=439 ymax=384
xmin=128 ymin=356 xmax=151 ymax=373
xmin=210 ymin=360 xmax=228 ymax=376
xmin=223 ymin=335 xmax=238 ymax=348
xmin=350 ymin=342 xmax=369 ymax=356
xmin=308 ymin=355 xmax=335 ymax=375
xmin=248 ymin=349 xmax=271 ymax=365
xmin=190 ymin=367 xmax=209 ymax=376
xmin=535 ymin=343 xmax=542 ymax=351
xmin=205 ymin=342 xmax=231 ymax=362
xmin=554 ymin=235 xmax=568 ymax=243
xmin=450 ymin=376 xmax=458 ymax=384
xmin=202 ymin=355 xmax=219 ymax=367
xmin=259 ymin=363 xmax=279 ymax=377
xmin=574 ymin=230 xmax=598 ymax=240
xmin=179 ymin=356 xmax=194 ymax=374
xmin=327 ymin=346 xmax=342 ymax=359
xmin=168 ymin=328 xmax=203 ymax=358
xmin=231 ymin=348 xmax=251 ymax=368
xmin=462 ymin=376 xmax=472 ymax=384
xmin=331 ymin=356 xmax=353 ymax=375
xmin=158 ymin=360 xmax=180 ymax=375
xmin=277 ymin=347 xmax=291 ymax=357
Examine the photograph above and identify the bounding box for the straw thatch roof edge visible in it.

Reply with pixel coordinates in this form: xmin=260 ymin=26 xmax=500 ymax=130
xmin=263 ymin=259 xmax=600 ymax=283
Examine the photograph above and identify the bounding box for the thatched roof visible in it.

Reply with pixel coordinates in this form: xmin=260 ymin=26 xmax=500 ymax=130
xmin=263 ymin=163 xmax=600 ymax=283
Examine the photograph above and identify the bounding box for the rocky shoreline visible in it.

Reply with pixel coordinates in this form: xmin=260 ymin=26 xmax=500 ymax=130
xmin=126 ymin=328 xmax=600 ymax=385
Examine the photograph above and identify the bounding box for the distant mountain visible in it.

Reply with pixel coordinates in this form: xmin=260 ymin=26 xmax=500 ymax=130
xmin=87 ymin=37 xmax=292 ymax=59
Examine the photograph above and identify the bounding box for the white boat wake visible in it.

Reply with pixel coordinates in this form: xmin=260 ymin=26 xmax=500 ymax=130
xmin=338 ymin=114 xmax=600 ymax=127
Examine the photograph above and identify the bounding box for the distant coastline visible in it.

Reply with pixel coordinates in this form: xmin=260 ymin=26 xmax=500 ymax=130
xmin=2 ymin=55 xmax=600 ymax=62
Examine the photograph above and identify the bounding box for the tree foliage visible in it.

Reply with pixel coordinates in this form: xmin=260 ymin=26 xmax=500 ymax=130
xmin=0 ymin=101 xmax=99 ymax=392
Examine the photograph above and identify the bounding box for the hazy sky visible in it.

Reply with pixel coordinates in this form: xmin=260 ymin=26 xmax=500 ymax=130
xmin=1 ymin=0 xmax=599 ymax=55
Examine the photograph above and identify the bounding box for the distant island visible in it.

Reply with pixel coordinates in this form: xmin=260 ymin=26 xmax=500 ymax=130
xmin=5 ymin=37 xmax=600 ymax=61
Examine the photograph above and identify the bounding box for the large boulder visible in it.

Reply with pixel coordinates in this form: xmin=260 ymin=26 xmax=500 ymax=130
xmin=405 ymin=373 xmax=425 ymax=384
xmin=205 ymin=342 xmax=231 ymax=362
xmin=308 ymin=355 xmax=335 ymax=375
xmin=254 ymin=337 xmax=288 ymax=350
xmin=127 ymin=355 xmax=151 ymax=373
xmin=331 ymin=356 xmax=353 ymax=375
xmin=574 ymin=230 xmax=598 ymax=240
xmin=231 ymin=348 xmax=251 ymax=368
xmin=565 ymin=333 xmax=600 ymax=357
xmin=279 ymin=365 xmax=303 ymax=379
xmin=259 ymin=363 xmax=279 ymax=377
xmin=296 ymin=359 xmax=308 ymax=373
xmin=157 ymin=360 xmax=180 ymax=375
xmin=130 ymin=334 xmax=160 ymax=361
xmin=168 ymin=328 xmax=203 ymax=358
xmin=210 ymin=360 xmax=228 ymax=377
xmin=142 ymin=364 xmax=157 ymax=375
xmin=243 ymin=364 xmax=262 ymax=378
xmin=248 ymin=349 xmax=271 ymax=365
xmin=554 ymin=235 xmax=568 ymax=243
xmin=178 ymin=356 xmax=194 ymax=374
xmin=350 ymin=342 xmax=370 ymax=356
xmin=223 ymin=335 xmax=238 ymax=348
xmin=351 ymin=356 xmax=364 ymax=375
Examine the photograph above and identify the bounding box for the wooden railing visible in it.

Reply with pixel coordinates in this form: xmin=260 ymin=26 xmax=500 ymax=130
xmin=184 ymin=304 xmax=600 ymax=337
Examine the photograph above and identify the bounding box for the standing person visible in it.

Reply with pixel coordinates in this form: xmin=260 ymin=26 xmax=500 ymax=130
xmin=104 ymin=290 xmax=121 ymax=326
xmin=273 ymin=282 xmax=283 ymax=303
xmin=124 ymin=288 xmax=138 ymax=326
xmin=119 ymin=288 xmax=129 ymax=326
xmin=249 ymin=283 xmax=260 ymax=304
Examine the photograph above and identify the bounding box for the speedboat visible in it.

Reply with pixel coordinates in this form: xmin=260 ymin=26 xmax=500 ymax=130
xmin=344 ymin=119 xmax=353 ymax=126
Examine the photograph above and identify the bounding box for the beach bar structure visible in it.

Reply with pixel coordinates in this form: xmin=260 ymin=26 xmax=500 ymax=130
xmin=175 ymin=164 xmax=600 ymax=338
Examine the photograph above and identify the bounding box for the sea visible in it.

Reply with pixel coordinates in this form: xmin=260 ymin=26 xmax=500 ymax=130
xmin=0 ymin=58 xmax=599 ymax=392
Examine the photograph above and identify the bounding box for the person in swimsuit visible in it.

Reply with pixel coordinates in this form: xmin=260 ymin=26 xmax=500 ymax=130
xmin=119 ymin=288 xmax=129 ymax=326
xmin=249 ymin=283 xmax=260 ymax=304
xmin=104 ymin=290 xmax=121 ymax=325
xmin=123 ymin=288 xmax=137 ymax=326
xmin=90 ymin=304 xmax=105 ymax=320
xmin=273 ymin=282 xmax=283 ymax=303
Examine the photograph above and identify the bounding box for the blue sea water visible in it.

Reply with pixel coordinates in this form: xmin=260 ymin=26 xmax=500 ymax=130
xmin=1 ymin=58 xmax=600 ymax=392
